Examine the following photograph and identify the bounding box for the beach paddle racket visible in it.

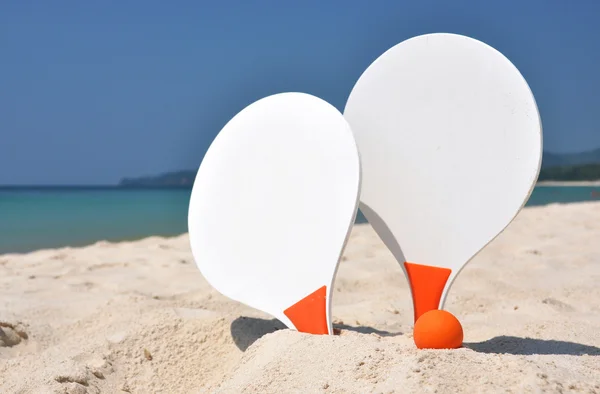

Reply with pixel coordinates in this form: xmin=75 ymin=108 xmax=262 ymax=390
xmin=188 ymin=92 xmax=361 ymax=335
xmin=344 ymin=33 xmax=543 ymax=323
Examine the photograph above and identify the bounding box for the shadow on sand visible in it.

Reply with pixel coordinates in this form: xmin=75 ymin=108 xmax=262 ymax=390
xmin=465 ymin=336 xmax=600 ymax=356
xmin=333 ymin=322 xmax=402 ymax=337
xmin=230 ymin=317 xmax=286 ymax=351
xmin=229 ymin=316 xmax=402 ymax=351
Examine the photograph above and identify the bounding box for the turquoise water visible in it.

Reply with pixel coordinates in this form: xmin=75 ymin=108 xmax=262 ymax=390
xmin=1 ymin=186 xmax=599 ymax=254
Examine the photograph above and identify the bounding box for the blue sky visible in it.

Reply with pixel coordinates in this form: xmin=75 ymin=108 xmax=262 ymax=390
xmin=1 ymin=1 xmax=599 ymax=185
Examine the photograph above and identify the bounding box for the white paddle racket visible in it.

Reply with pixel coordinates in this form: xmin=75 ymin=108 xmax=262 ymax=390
xmin=344 ymin=33 xmax=542 ymax=323
xmin=188 ymin=92 xmax=361 ymax=335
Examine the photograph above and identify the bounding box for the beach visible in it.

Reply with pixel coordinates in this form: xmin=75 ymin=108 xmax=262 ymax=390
xmin=537 ymin=181 xmax=600 ymax=187
xmin=1 ymin=202 xmax=599 ymax=393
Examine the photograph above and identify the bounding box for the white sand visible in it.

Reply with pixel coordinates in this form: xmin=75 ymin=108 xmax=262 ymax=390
xmin=536 ymin=181 xmax=600 ymax=186
xmin=1 ymin=202 xmax=599 ymax=393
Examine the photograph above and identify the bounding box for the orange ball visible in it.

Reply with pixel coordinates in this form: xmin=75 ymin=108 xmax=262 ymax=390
xmin=413 ymin=309 xmax=463 ymax=349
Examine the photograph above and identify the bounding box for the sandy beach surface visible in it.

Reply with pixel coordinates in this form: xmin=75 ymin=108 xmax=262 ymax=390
xmin=1 ymin=202 xmax=599 ymax=393
xmin=536 ymin=181 xmax=600 ymax=186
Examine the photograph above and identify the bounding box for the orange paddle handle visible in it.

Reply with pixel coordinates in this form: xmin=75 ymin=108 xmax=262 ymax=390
xmin=404 ymin=262 xmax=452 ymax=323
xmin=283 ymin=285 xmax=329 ymax=335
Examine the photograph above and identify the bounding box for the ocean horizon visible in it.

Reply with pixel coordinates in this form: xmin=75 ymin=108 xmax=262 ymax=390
xmin=1 ymin=185 xmax=599 ymax=255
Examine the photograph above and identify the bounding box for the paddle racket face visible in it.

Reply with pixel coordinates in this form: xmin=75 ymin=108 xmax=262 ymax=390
xmin=189 ymin=92 xmax=361 ymax=334
xmin=344 ymin=33 xmax=542 ymax=322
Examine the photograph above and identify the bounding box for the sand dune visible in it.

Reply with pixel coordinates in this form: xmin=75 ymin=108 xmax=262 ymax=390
xmin=1 ymin=202 xmax=599 ymax=393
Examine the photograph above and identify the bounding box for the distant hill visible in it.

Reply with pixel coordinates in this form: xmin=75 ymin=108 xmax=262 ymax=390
xmin=541 ymin=148 xmax=600 ymax=168
xmin=118 ymin=148 xmax=600 ymax=187
xmin=538 ymin=163 xmax=600 ymax=182
xmin=118 ymin=170 xmax=196 ymax=187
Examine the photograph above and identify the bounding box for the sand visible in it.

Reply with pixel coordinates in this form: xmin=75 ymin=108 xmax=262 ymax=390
xmin=536 ymin=181 xmax=600 ymax=186
xmin=1 ymin=202 xmax=599 ymax=393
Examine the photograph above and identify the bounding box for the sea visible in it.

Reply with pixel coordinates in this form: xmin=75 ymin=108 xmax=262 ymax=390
xmin=1 ymin=186 xmax=599 ymax=255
